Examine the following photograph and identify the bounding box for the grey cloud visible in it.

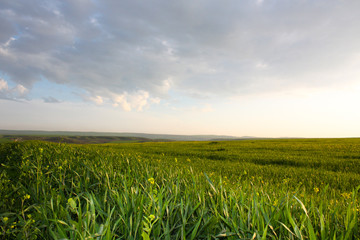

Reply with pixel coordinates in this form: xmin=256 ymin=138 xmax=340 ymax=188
xmin=43 ymin=96 xmax=61 ymax=103
xmin=1 ymin=0 xmax=360 ymax=105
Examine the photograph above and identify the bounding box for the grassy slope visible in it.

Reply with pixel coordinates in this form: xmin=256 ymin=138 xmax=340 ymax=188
xmin=0 ymin=130 xmax=239 ymax=141
xmin=104 ymin=138 xmax=360 ymax=192
xmin=0 ymin=139 xmax=359 ymax=239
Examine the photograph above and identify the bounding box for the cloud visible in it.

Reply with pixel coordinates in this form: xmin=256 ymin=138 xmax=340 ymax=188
xmin=90 ymin=95 xmax=104 ymax=105
xmin=77 ymin=89 xmax=157 ymax=111
xmin=43 ymin=96 xmax=61 ymax=103
xmin=0 ymin=79 xmax=8 ymax=91
xmin=1 ymin=0 xmax=360 ymax=108
xmin=0 ymin=78 xmax=28 ymax=100
xmin=255 ymin=61 xmax=269 ymax=70
xmin=14 ymin=84 xmax=28 ymax=95
xmin=111 ymin=90 xmax=155 ymax=112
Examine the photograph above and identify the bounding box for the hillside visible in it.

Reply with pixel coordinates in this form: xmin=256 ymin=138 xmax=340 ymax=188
xmin=0 ymin=129 xmax=241 ymax=143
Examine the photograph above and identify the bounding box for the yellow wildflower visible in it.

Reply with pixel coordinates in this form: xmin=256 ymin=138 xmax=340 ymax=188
xmin=341 ymin=192 xmax=351 ymax=199
xmin=11 ymin=222 xmax=16 ymax=229
xmin=2 ymin=217 xmax=8 ymax=223
xmin=148 ymin=178 xmax=155 ymax=185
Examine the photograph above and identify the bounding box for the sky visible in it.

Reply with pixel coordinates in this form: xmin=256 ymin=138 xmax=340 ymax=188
xmin=1 ymin=0 xmax=360 ymax=138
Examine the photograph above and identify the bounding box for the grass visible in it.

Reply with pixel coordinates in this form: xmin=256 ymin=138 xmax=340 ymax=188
xmin=0 ymin=139 xmax=359 ymax=239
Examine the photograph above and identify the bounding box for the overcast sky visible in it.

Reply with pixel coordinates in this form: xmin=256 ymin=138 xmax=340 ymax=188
xmin=1 ymin=0 xmax=360 ymax=137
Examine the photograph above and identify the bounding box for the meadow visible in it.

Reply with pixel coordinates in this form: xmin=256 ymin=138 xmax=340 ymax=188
xmin=0 ymin=138 xmax=359 ymax=239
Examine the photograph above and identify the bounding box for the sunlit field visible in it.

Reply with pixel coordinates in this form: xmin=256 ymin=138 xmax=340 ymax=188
xmin=1 ymin=139 xmax=359 ymax=239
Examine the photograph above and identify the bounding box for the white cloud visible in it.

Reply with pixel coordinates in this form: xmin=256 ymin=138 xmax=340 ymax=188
xmin=155 ymin=78 xmax=172 ymax=95
xmin=0 ymin=78 xmax=28 ymax=100
xmin=90 ymin=95 xmax=104 ymax=105
xmin=14 ymin=84 xmax=28 ymax=95
xmin=111 ymin=90 xmax=151 ymax=111
xmin=151 ymin=97 xmax=161 ymax=104
xmin=1 ymin=0 xmax=360 ymax=105
xmin=4 ymin=37 xmax=15 ymax=47
xmin=0 ymin=79 xmax=9 ymax=91
xmin=0 ymin=37 xmax=16 ymax=58
xmin=255 ymin=61 xmax=269 ymax=70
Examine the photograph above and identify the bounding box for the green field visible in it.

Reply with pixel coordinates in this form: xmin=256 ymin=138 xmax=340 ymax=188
xmin=1 ymin=139 xmax=359 ymax=239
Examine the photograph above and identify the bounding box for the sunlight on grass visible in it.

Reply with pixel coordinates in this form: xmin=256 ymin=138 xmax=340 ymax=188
xmin=0 ymin=139 xmax=359 ymax=239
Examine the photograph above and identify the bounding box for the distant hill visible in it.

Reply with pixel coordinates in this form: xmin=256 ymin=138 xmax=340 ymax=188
xmin=0 ymin=135 xmax=158 ymax=144
xmin=0 ymin=129 xmax=241 ymax=143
